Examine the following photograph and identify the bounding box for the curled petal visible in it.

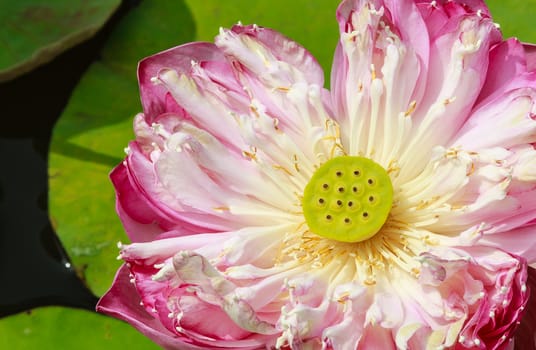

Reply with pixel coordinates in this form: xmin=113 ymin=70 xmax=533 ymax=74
xmin=138 ymin=43 xmax=227 ymax=122
xmin=97 ymin=265 xmax=204 ymax=350
xmin=420 ymin=246 xmax=529 ymax=349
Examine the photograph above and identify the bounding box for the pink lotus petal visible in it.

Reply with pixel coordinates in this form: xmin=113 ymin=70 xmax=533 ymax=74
xmin=479 ymin=39 xmax=529 ymax=102
xmin=97 ymin=265 xmax=204 ymax=350
xmin=138 ymin=43 xmax=226 ymax=122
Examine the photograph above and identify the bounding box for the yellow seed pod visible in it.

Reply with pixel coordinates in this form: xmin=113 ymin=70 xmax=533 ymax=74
xmin=302 ymin=156 xmax=393 ymax=243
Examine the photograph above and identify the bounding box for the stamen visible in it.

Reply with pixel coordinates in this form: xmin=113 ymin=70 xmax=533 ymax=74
xmin=293 ymin=154 xmax=300 ymax=172
xmin=242 ymin=146 xmax=257 ymax=161
xmin=404 ymin=101 xmax=417 ymax=117
xmin=273 ymin=164 xmax=293 ymax=176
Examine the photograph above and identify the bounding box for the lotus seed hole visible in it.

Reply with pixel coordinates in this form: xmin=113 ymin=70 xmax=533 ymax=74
xmin=322 ymin=183 xmax=329 ymax=190
xmin=348 ymin=201 xmax=353 ymax=207
xmin=338 ymin=187 xmax=345 ymax=193
xmin=335 ymin=171 xmax=343 ymax=177
xmin=326 ymin=214 xmax=332 ymax=221
xmin=368 ymin=196 xmax=375 ymax=202
xmin=353 ymin=170 xmax=361 ymax=176
xmin=318 ymin=198 xmax=325 ymax=204
xmin=344 ymin=218 xmax=351 ymax=224
xmin=337 ymin=200 xmax=343 ymax=206
xmin=363 ymin=212 xmax=369 ymax=218
xmin=367 ymin=178 xmax=374 ymax=185
xmin=352 ymin=186 xmax=358 ymax=193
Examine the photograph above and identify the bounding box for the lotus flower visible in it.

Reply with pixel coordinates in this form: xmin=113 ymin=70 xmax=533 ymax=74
xmin=97 ymin=0 xmax=536 ymax=349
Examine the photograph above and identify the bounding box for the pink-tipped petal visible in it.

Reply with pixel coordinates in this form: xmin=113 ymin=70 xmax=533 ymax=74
xmin=138 ymin=42 xmax=226 ymax=122
xmin=97 ymin=265 xmax=203 ymax=350
xmin=523 ymin=43 xmax=536 ymax=71
xmin=479 ymin=39 xmax=529 ymax=102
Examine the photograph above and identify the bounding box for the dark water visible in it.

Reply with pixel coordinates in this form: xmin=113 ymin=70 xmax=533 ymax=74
xmin=0 ymin=0 xmax=140 ymax=318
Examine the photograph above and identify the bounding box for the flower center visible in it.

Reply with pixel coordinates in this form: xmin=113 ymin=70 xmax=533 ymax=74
xmin=302 ymin=156 xmax=393 ymax=243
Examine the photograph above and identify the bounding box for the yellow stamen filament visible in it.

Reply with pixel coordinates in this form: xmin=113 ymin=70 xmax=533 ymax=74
xmin=404 ymin=100 xmax=417 ymax=117
xmin=242 ymin=147 xmax=258 ymax=161
xmin=273 ymin=164 xmax=293 ymax=176
xmin=293 ymin=154 xmax=300 ymax=173
xmin=277 ymin=215 xmax=434 ymax=285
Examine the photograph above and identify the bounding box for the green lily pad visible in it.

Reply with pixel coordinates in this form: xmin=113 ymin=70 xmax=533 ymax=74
xmin=488 ymin=0 xmax=536 ymax=43
xmin=185 ymin=0 xmax=340 ymax=83
xmin=0 ymin=307 xmax=159 ymax=349
xmin=49 ymin=0 xmax=536 ymax=299
xmin=0 ymin=0 xmax=120 ymax=82
xmin=49 ymin=0 xmax=340 ymax=297
xmin=49 ymin=0 xmax=197 ymax=297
